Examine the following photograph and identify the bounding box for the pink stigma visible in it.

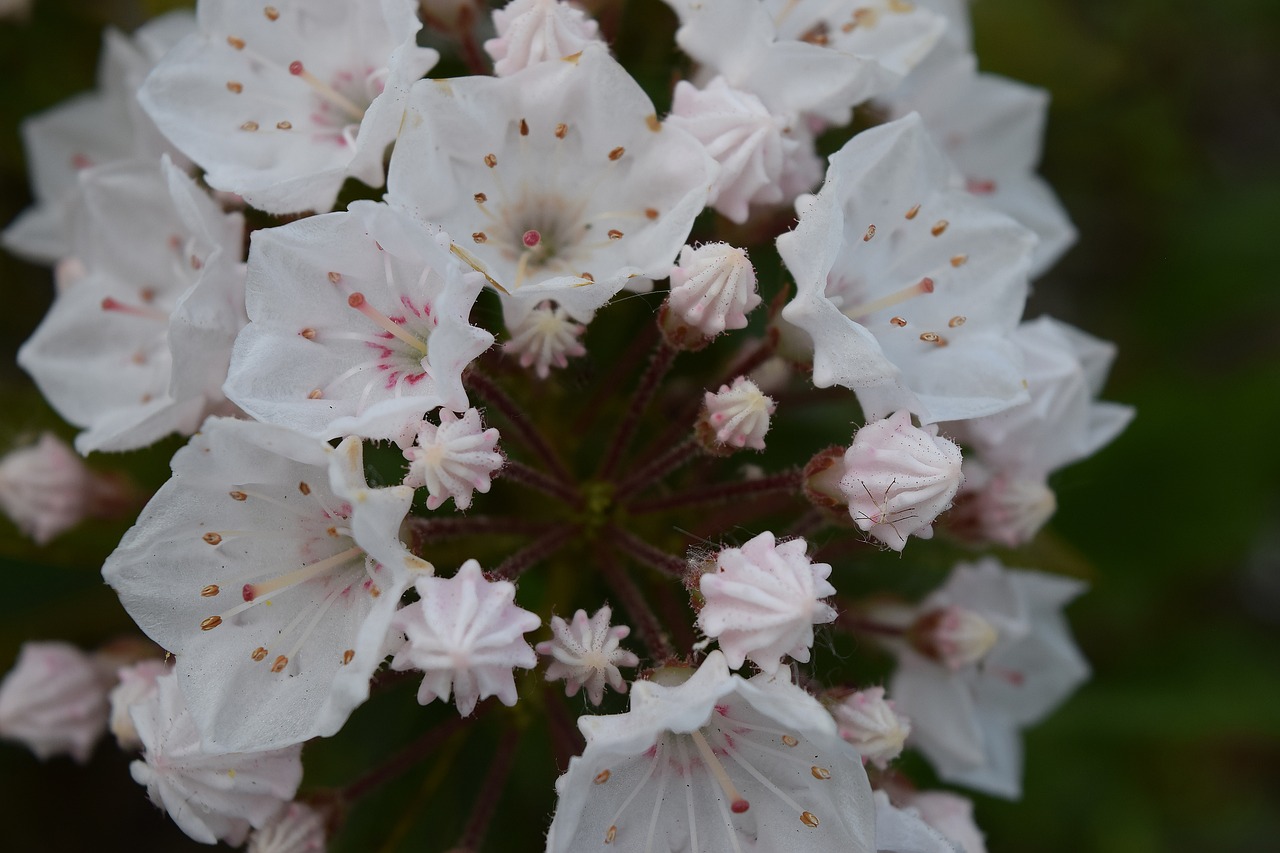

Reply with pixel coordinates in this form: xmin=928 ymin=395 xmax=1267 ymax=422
xmin=347 ymin=292 xmax=366 ymax=308
xmin=731 ymin=799 xmax=751 ymax=814
xmin=289 ymin=60 xmax=304 ymax=76
xmin=242 ymin=584 xmax=256 ymax=602
xmin=522 ymin=229 xmax=542 ymax=249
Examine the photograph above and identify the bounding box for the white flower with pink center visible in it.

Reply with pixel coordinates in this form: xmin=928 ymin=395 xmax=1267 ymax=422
xmin=503 ymin=300 xmax=587 ymax=379
xmin=699 ymin=377 xmax=776 ymax=451
xmin=129 ymin=672 xmax=303 ymax=845
xmin=391 ymin=560 xmax=540 ymax=715
xmin=103 ymin=417 xmax=428 ymax=752
xmin=0 ymin=641 xmax=110 ymax=763
xmin=662 ymin=0 xmax=945 ymax=124
xmin=139 ymin=0 xmax=438 ymax=214
xmin=546 ymin=651 xmax=877 ymax=852
xmin=666 ymin=242 xmax=762 ymax=338
xmin=386 ymin=45 xmax=715 ymax=323
xmin=485 ymin=0 xmax=603 ymax=77
xmin=839 ymin=410 xmax=964 ymax=551
xmin=537 ymin=606 xmax=639 ymax=706
xmin=224 ymin=202 xmax=492 ymax=446
xmin=779 ymin=114 xmax=1035 ymax=423
xmin=404 ymin=408 xmax=503 ymax=511
xmin=699 ymin=531 xmax=836 ymax=675
xmin=832 ymin=687 xmax=911 ymax=768
xmin=17 ymin=157 xmax=247 ymax=454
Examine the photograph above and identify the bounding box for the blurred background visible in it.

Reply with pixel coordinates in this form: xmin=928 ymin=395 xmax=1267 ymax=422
xmin=0 ymin=0 xmax=1277 ymax=850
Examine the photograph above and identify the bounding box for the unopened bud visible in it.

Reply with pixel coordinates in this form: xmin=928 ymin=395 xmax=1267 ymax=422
xmin=832 ymin=687 xmax=911 ymax=768
xmin=803 ymin=446 xmax=848 ymax=512
xmin=910 ymin=606 xmax=998 ymax=669
xmin=696 ymin=377 xmax=775 ymax=454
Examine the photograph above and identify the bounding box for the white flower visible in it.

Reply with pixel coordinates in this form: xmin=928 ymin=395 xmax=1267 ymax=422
xmin=0 ymin=642 xmax=109 ymax=763
xmin=139 ymin=0 xmax=438 ymax=214
xmin=873 ymin=790 xmax=960 ymax=853
xmin=778 ymin=113 xmax=1035 ymax=423
xmin=887 ymin=558 xmax=1090 ymax=798
xmin=666 ymin=77 xmax=814 ymax=223
xmin=699 ymin=531 xmax=836 ymax=675
xmin=699 ymin=377 xmax=776 ymax=451
xmin=537 ymin=606 xmax=639 ymax=706
xmin=2 ymin=11 xmax=195 ymax=263
xmin=839 ymin=410 xmax=964 ymax=551
xmin=108 ymin=658 xmax=169 ymax=750
xmin=404 ymin=408 xmax=503 ymax=511
xmin=386 ymin=45 xmax=715 ymax=323
xmin=0 ymin=432 xmax=130 ymax=545
xmin=17 ymin=157 xmax=246 ymax=454
xmin=129 ymin=673 xmax=302 ymax=845
xmin=547 ymin=651 xmax=877 ymax=852
xmin=662 ymin=0 xmax=946 ymax=124
xmin=102 ymin=417 xmax=427 ymax=752
xmin=832 ymin=687 xmax=911 ymax=768
xmin=390 ymin=560 xmax=540 ymax=715
xmin=224 ymin=202 xmax=492 ymax=446
xmin=503 ymin=300 xmax=587 ymax=379
xmin=947 ymin=467 xmax=1057 ymax=549
xmin=884 ymin=788 xmax=988 ymax=853
xmin=485 ymin=0 xmax=603 ymax=77
xmin=666 ymin=242 xmax=761 ymax=338
xmin=247 ymin=801 xmax=327 ymax=853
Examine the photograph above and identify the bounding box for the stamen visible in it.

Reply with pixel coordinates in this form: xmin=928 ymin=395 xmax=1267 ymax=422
xmin=201 ymin=584 xmax=220 ymax=597
xmin=846 ymin=277 xmax=934 ymax=319
xmin=288 ymin=60 xmax=366 ymax=122
xmin=522 ymin=229 xmax=542 ymax=248
xmin=241 ymin=545 xmax=363 ymax=602
xmin=101 ymin=297 xmax=167 ymax=322
xmin=347 ymin=292 xmax=428 ymax=355
xmin=690 ymin=729 xmax=750 ymax=814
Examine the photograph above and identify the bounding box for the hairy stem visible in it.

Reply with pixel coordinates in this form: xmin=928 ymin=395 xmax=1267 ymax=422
xmin=599 ymin=547 xmax=675 ymax=660
xmin=466 ymin=369 xmax=572 ymax=483
xmin=343 ymin=711 xmax=475 ymax=802
xmin=614 ymin=437 xmax=701 ymax=501
xmin=500 ymin=459 xmax=582 ymax=507
xmin=629 ymin=469 xmax=803 ymax=515
xmin=609 ymin=525 xmax=689 ymax=578
xmin=596 ymin=341 xmax=677 ymax=479
xmin=455 ymin=728 xmax=521 ymax=852
xmin=491 ymin=524 xmax=579 ymax=581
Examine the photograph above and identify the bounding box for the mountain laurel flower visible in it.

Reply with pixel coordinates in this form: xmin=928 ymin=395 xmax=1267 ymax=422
xmin=546 ymin=651 xmax=878 ymax=852
xmin=832 ymin=687 xmax=911 ymax=768
xmin=665 ymin=242 xmax=762 ymax=339
xmin=102 ymin=418 xmax=427 ymax=752
xmin=403 ymin=408 xmax=503 ymax=511
xmin=485 ymin=0 xmax=604 ymax=77
xmin=108 ymin=658 xmax=169 ymax=750
xmin=537 ymin=606 xmax=639 ymax=706
xmin=247 ymin=801 xmax=327 ymax=853
xmin=698 ymin=377 xmax=776 ymax=452
xmin=0 ymin=641 xmax=110 ymax=763
xmin=839 ymin=410 xmax=963 ymax=551
xmin=699 ymin=532 xmax=837 ymax=675
xmin=390 ymin=560 xmax=541 ymax=716
xmin=503 ymin=300 xmax=587 ymax=379
xmin=129 ymin=673 xmax=303 ymax=846
xmin=0 ymin=432 xmax=133 ymax=545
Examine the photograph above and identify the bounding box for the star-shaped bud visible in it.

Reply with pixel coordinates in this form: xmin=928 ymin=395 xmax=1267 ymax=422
xmin=225 ymin=202 xmax=492 ymax=446
xmin=537 ymin=606 xmax=639 ymax=706
xmin=139 ymin=0 xmax=438 ymax=214
xmin=779 ymin=114 xmax=1036 ymax=423
xmin=503 ymin=300 xmax=587 ymax=379
xmin=485 ymin=0 xmax=604 ymax=77
xmin=699 ymin=532 xmax=837 ymax=675
xmin=390 ymin=560 xmax=541 ymax=716
xmin=129 ymin=673 xmax=302 ymax=846
xmin=404 ymin=408 xmax=503 ymax=511
xmin=698 ymin=377 xmax=776 ymax=452
xmin=665 ymin=242 xmax=761 ymax=338
xmin=547 ymin=652 xmax=878 ymax=852
xmin=247 ymin=801 xmax=327 ymax=853
xmin=839 ymin=410 xmax=963 ymax=551
xmin=832 ymin=687 xmax=911 ymax=768
xmin=0 ymin=642 xmax=110 ymax=763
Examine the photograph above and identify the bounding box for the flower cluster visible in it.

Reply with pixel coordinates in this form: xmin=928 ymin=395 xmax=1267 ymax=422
xmin=0 ymin=1 xmax=1131 ymax=851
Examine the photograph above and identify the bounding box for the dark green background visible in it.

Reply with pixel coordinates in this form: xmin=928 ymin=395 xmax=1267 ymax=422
xmin=1 ymin=0 xmax=1277 ymax=850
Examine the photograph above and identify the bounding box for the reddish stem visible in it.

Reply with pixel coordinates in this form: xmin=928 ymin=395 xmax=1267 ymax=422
xmin=629 ymin=469 xmax=803 ymax=515
xmin=466 ymin=370 xmax=573 ymax=483
xmin=500 ymin=459 xmax=582 ymax=507
xmin=342 ymin=710 xmax=476 ymax=802
xmin=599 ymin=547 xmax=675 ymax=660
xmin=491 ymin=524 xmax=578 ymax=581
xmin=614 ymin=437 xmax=700 ymax=501
xmin=609 ymin=525 xmax=689 ymax=578
xmin=597 ymin=341 xmax=677 ymax=479
xmin=454 ymin=728 xmax=521 ymax=852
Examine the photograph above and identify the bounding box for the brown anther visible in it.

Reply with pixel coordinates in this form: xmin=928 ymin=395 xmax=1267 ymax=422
xmin=472 ymin=232 xmax=488 ymax=243
xmin=801 ymin=811 xmax=821 ymax=828
xmin=555 ymin=122 xmax=568 ymax=139
xmin=781 ymin=734 xmax=799 ymax=747
xmin=950 ymin=253 xmax=968 ymax=267
xmin=645 ymin=113 xmax=661 ymax=132
xmin=841 ymin=20 xmax=856 ymax=32
xmin=276 ymin=120 xmax=292 ymax=130
xmin=300 ymin=327 xmax=316 ymax=340
xmin=905 ymin=203 xmax=920 ymax=220
xmin=307 ymin=388 xmax=324 ymax=399
xmin=342 ymin=649 xmax=355 ymax=665
xmin=607 ymin=229 xmax=623 ymax=240
xmin=594 ymin=769 xmax=611 ymax=784
xmin=240 ymin=121 xmax=259 ymax=131
xmin=920 ymin=332 xmax=948 ymax=346
xmin=369 ymin=585 xmax=382 ymax=598
xmin=227 ymin=35 xmax=246 ymax=50
xmin=327 ymin=271 xmax=342 ymax=284
xmin=811 ymin=766 xmax=832 ymax=780
xmin=474 ymin=192 xmax=487 ymax=203
xmin=200 ymin=616 xmax=222 ymax=631
xmin=327 ymin=526 xmax=338 ymax=537
xmin=203 ymin=532 xmax=223 ymax=545
xmin=271 ymin=655 xmax=289 ymax=673
xmin=605 ymin=826 xmax=617 ymax=844
xmin=140 ymin=393 xmax=152 ymax=403
xmin=645 ymin=208 xmax=659 ymax=220
xmin=251 ymin=647 xmax=268 ymax=662
xmin=229 ymin=490 xmax=248 ymax=501
xmin=890 ymin=316 xmax=908 ymax=327
xmin=853 ymin=7 xmax=878 ymax=24
xmin=609 ymin=146 xmax=625 ymax=161
xmin=484 ymin=153 xmax=498 ymax=168
xmin=139 ymin=287 xmax=156 ymax=303
xmin=298 ymin=481 xmax=311 ymax=495
xmin=580 ymin=272 xmax=594 ymax=282
xmin=949 ymin=316 xmax=967 ymax=328
xmin=931 ymin=219 xmax=949 ymax=236
xmin=889 ymin=0 xmax=915 ymax=11
xmin=800 ymin=23 xmax=829 ymax=45
xmin=226 ymin=81 xmax=243 ymax=94
xmin=201 ymin=584 xmax=221 ymax=597
xmin=863 ymin=224 xmax=876 ymax=241
xmin=264 ymin=5 xmax=279 ymax=20
xmin=519 ymin=118 xmax=529 ymax=136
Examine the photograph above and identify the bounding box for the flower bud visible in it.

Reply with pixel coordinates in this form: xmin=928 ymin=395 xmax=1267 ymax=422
xmin=696 ymin=377 xmax=775 ymax=454
xmin=832 ymin=687 xmax=911 ymax=768
xmin=665 ymin=242 xmax=761 ymax=339
xmin=0 ymin=642 xmax=109 ymax=762
xmin=910 ymin=606 xmax=999 ymax=670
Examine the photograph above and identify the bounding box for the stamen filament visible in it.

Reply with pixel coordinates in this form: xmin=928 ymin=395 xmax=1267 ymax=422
xmin=847 ymin=277 xmax=934 ymax=319
xmin=691 ymin=729 xmax=750 ymax=814
xmin=101 ymin=297 xmax=168 ymax=322
xmin=243 ymin=546 xmax=363 ymax=601
xmin=289 ymin=60 xmax=366 ymax=122
xmin=347 ymin=292 xmax=428 ymax=355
